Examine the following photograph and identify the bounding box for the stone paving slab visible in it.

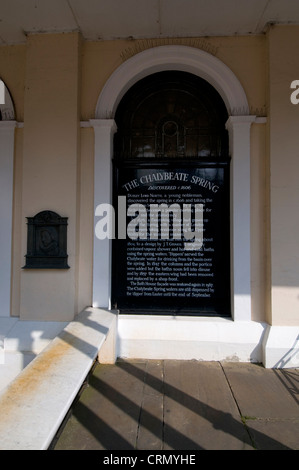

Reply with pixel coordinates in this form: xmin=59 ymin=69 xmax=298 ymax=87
xmin=162 ymin=360 xmax=252 ymax=450
xmin=221 ymin=363 xmax=299 ymax=450
xmin=52 ymin=360 xmax=298 ymax=450
xmin=222 ymin=363 xmax=299 ymax=419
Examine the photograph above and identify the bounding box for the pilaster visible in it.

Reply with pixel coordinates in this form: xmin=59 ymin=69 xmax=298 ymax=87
xmin=226 ymin=115 xmax=256 ymax=321
xmin=0 ymin=121 xmax=17 ymax=316
xmin=91 ymin=119 xmax=117 ymax=308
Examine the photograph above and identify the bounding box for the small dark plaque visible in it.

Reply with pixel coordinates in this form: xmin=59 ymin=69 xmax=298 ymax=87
xmin=23 ymin=211 xmax=69 ymax=269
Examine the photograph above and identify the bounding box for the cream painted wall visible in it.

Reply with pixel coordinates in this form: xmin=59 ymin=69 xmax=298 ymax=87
xmin=19 ymin=33 xmax=81 ymax=321
xmin=268 ymin=25 xmax=299 ymax=326
xmin=77 ymin=127 xmax=94 ymax=312
xmin=3 ymin=31 xmax=297 ymax=326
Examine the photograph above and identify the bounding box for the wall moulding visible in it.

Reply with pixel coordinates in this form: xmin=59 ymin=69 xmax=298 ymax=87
xmin=120 ymin=38 xmax=219 ymax=63
xmin=96 ymin=45 xmax=249 ymax=119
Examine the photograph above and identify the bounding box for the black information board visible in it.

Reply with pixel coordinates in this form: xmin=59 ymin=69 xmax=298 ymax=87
xmin=112 ymin=162 xmax=230 ymax=316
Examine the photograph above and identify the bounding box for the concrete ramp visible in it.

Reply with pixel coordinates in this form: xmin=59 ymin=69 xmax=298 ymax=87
xmin=0 ymin=308 xmax=117 ymax=450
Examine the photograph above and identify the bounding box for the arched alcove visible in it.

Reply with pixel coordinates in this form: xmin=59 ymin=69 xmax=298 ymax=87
xmin=92 ymin=45 xmax=256 ymax=323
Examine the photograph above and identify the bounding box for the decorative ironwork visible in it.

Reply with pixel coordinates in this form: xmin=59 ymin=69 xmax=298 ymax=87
xmin=114 ymin=71 xmax=228 ymax=160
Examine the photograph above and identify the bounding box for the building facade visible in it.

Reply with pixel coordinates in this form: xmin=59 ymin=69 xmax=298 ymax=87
xmin=1 ymin=24 xmax=299 ymax=367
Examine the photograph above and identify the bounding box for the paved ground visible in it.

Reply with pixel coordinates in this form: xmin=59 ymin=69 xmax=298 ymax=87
xmin=51 ymin=360 xmax=299 ymax=450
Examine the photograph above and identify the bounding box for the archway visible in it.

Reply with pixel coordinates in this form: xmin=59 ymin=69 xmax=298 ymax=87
xmin=92 ymin=45 xmax=256 ymax=322
xmin=95 ymin=45 xmax=249 ymax=118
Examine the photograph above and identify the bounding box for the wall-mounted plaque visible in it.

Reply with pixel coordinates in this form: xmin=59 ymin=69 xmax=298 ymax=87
xmin=23 ymin=211 xmax=69 ymax=269
xmin=112 ymin=161 xmax=231 ymax=316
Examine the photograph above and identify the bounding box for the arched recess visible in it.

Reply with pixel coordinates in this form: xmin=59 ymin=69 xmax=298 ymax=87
xmin=0 ymin=79 xmax=16 ymax=316
xmin=91 ymin=45 xmax=256 ymax=322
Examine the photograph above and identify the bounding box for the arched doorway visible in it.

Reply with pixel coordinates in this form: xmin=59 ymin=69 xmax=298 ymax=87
xmin=112 ymin=71 xmax=230 ymax=315
xmin=92 ymin=45 xmax=255 ymax=323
